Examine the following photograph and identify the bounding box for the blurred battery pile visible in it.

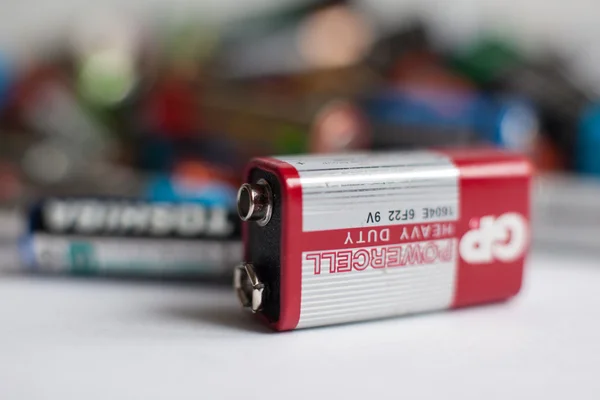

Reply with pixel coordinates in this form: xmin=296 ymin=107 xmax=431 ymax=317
xmin=0 ymin=0 xmax=596 ymax=277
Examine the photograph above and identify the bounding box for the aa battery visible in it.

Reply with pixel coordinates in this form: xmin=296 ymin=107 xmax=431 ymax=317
xmin=20 ymin=197 xmax=241 ymax=279
xmin=450 ymin=36 xmax=523 ymax=87
xmin=363 ymin=88 xmax=539 ymax=153
xmin=12 ymin=65 xmax=116 ymax=185
xmin=492 ymin=58 xmax=592 ymax=168
xmin=364 ymin=19 xmax=431 ymax=77
xmin=217 ymin=1 xmax=374 ymax=78
xmin=575 ymin=103 xmax=600 ymax=176
xmin=533 ymin=173 xmax=600 ymax=251
xmin=201 ymin=85 xmax=370 ymax=159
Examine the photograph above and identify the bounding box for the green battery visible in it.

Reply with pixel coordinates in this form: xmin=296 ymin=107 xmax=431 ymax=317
xmin=450 ymin=36 xmax=523 ymax=86
xmin=201 ymin=85 xmax=370 ymax=159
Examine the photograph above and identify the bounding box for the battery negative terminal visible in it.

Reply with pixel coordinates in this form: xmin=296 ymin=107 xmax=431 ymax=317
xmin=237 ymin=179 xmax=272 ymax=226
xmin=234 ymin=263 xmax=265 ymax=313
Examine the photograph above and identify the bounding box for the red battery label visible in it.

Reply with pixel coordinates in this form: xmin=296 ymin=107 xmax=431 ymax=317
xmin=237 ymin=148 xmax=531 ymax=330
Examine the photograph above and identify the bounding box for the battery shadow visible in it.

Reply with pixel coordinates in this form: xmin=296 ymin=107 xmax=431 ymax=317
xmin=154 ymin=302 xmax=273 ymax=333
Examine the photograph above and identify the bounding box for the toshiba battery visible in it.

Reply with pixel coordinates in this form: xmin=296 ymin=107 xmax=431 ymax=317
xmin=20 ymin=197 xmax=241 ymax=279
xmin=234 ymin=149 xmax=531 ymax=330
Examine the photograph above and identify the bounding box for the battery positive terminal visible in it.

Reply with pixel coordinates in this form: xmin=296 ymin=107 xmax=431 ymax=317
xmin=237 ymin=178 xmax=272 ymax=226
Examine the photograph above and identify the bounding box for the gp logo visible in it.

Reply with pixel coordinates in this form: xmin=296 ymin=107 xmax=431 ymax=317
xmin=459 ymin=213 xmax=529 ymax=264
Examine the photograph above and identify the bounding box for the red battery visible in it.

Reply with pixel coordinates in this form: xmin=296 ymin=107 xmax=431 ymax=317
xmin=234 ymin=148 xmax=532 ymax=330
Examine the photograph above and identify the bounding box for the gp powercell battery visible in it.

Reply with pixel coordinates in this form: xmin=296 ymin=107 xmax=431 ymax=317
xmin=234 ymin=148 xmax=531 ymax=330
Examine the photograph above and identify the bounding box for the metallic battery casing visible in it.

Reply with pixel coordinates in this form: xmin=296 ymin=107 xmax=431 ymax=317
xmin=240 ymin=148 xmax=532 ymax=330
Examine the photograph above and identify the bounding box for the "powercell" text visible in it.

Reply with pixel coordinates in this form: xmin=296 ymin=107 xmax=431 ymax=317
xmin=305 ymin=239 xmax=455 ymax=274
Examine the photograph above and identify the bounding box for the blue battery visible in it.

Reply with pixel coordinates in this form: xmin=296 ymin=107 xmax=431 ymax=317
xmin=576 ymin=103 xmax=600 ymax=176
xmin=145 ymin=174 xmax=237 ymax=209
xmin=0 ymin=53 xmax=14 ymax=110
xmin=480 ymin=96 xmax=539 ymax=152
xmin=363 ymin=88 xmax=539 ymax=152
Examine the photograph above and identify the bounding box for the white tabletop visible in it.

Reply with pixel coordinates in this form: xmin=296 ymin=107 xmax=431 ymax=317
xmin=1 ymin=250 xmax=599 ymax=400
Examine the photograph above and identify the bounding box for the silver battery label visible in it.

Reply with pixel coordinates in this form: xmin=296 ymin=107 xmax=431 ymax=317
xmin=299 ymin=239 xmax=457 ymax=327
xmin=28 ymin=233 xmax=241 ymax=275
xmin=276 ymin=151 xmax=459 ymax=231
xmin=276 ymin=151 xmax=460 ymax=328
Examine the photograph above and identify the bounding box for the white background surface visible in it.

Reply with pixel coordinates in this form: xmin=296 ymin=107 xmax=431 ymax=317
xmin=1 ymin=250 xmax=599 ymax=399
